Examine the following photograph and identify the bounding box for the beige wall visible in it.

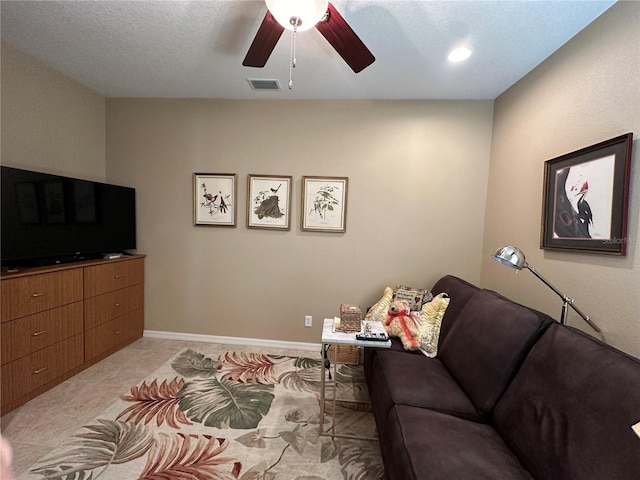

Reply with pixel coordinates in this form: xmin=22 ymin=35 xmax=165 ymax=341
xmin=481 ymin=1 xmax=640 ymax=356
xmin=0 ymin=42 xmax=106 ymax=180
xmin=105 ymin=99 xmax=494 ymax=342
xmin=3 ymin=0 xmax=638 ymax=355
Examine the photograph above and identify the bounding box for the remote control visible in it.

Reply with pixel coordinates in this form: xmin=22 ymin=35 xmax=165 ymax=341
xmin=356 ymin=332 xmax=389 ymax=341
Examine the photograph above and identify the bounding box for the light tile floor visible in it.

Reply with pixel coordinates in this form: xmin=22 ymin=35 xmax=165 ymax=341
xmin=1 ymin=336 xmax=322 ymax=478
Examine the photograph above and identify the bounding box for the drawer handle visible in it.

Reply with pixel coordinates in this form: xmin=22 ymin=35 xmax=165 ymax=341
xmin=31 ymin=292 xmax=46 ymax=298
xmin=115 ymin=330 xmax=122 ymax=335
xmin=33 ymin=366 xmax=48 ymax=375
xmin=114 ymin=275 xmax=123 ymax=279
xmin=32 ymin=330 xmax=47 ymax=337
xmin=115 ymin=303 xmax=121 ymax=307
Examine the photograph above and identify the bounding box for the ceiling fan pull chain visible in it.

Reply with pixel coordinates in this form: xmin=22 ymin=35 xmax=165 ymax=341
xmin=288 ymin=21 xmax=298 ymax=89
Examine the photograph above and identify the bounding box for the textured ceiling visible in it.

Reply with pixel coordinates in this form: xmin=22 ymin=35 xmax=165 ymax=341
xmin=1 ymin=0 xmax=616 ymax=100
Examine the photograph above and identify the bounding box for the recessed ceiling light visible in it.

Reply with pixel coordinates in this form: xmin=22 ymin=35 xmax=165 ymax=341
xmin=448 ymin=46 xmax=472 ymax=63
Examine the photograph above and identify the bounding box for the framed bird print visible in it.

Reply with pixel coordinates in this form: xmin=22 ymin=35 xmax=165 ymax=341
xmin=193 ymin=173 xmax=237 ymax=227
xmin=540 ymin=133 xmax=633 ymax=255
xmin=301 ymin=176 xmax=348 ymax=233
xmin=247 ymin=174 xmax=292 ymax=230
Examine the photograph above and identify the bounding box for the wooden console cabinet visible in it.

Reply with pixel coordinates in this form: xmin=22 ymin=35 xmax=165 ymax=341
xmin=1 ymin=255 xmax=144 ymax=415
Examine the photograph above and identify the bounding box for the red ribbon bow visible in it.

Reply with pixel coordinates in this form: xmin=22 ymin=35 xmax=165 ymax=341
xmin=388 ymin=309 xmax=409 ymax=318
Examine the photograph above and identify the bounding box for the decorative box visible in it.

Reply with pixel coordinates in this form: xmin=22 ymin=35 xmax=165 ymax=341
xmin=337 ymin=304 xmax=362 ymax=333
xmin=327 ymin=345 xmax=360 ymax=365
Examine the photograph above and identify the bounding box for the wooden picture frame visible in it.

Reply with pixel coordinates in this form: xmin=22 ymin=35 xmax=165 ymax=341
xmin=193 ymin=173 xmax=237 ymax=227
xmin=541 ymin=133 xmax=633 ymax=255
xmin=247 ymin=174 xmax=292 ymax=230
xmin=301 ymin=176 xmax=348 ymax=233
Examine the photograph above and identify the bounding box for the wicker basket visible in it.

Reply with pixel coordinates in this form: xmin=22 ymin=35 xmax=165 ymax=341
xmin=327 ymin=344 xmax=360 ymax=365
xmin=337 ymin=304 xmax=362 ymax=333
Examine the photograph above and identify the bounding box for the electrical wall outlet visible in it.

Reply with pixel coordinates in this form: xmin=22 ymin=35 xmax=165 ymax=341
xmin=304 ymin=315 xmax=312 ymax=327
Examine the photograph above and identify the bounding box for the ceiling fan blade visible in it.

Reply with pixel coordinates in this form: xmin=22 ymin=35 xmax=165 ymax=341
xmin=315 ymin=3 xmax=375 ymax=73
xmin=242 ymin=11 xmax=285 ymax=68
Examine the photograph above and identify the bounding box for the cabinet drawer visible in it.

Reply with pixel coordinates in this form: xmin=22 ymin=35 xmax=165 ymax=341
xmin=85 ymin=309 xmax=143 ymax=361
xmin=85 ymin=319 xmax=119 ymax=362
xmin=83 ymin=258 xmax=144 ymax=298
xmin=118 ymin=309 xmax=144 ymax=345
xmin=84 ymin=284 xmax=143 ymax=330
xmin=1 ymin=269 xmax=83 ymax=322
xmin=1 ymin=302 xmax=83 ymax=365
xmin=1 ymin=334 xmax=84 ymax=407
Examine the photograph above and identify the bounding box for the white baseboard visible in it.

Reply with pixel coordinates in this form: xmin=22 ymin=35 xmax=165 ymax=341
xmin=143 ymin=329 xmax=321 ymax=352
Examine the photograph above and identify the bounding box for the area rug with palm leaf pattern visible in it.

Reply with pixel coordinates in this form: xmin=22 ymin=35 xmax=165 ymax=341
xmin=20 ymin=348 xmax=384 ymax=480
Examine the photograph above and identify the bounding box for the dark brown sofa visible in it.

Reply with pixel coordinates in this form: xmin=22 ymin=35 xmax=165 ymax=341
xmin=363 ymin=275 xmax=640 ymax=480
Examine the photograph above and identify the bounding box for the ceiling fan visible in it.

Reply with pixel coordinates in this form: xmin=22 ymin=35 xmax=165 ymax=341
xmin=242 ymin=0 xmax=375 ymax=74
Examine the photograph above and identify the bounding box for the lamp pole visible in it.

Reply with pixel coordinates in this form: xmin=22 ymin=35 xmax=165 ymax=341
xmin=524 ymin=264 xmax=602 ymax=333
xmin=492 ymin=245 xmax=603 ymax=335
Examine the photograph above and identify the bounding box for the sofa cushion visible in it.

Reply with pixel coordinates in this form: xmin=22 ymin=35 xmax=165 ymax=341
xmin=430 ymin=275 xmax=481 ymax=345
xmin=493 ymin=324 xmax=640 ymax=480
xmin=438 ymin=289 xmax=553 ymax=415
xmin=381 ymin=405 xmax=533 ymax=480
xmin=370 ymin=349 xmax=484 ymax=423
xmin=363 ymin=338 xmax=419 ymax=389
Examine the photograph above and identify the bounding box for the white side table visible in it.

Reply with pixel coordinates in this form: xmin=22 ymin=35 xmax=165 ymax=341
xmin=320 ymin=317 xmax=391 ymax=440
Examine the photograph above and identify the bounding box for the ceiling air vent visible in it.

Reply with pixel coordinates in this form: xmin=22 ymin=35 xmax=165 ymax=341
xmin=247 ymin=78 xmax=281 ymax=91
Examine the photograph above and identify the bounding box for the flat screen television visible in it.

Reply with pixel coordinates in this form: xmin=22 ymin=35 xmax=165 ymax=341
xmin=1 ymin=166 xmax=136 ymax=267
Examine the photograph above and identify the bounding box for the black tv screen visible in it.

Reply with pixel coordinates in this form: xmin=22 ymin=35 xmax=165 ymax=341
xmin=1 ymin=166 xmax=136 ymax=267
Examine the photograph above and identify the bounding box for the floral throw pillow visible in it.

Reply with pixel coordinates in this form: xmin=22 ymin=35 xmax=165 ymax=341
xmin=417 ymin=293 xmax=450 ymax=357
xmin=364 ymin=287 xmax=393 ymax=322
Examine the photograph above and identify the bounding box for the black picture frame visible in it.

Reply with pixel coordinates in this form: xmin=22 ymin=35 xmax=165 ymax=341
xmin=541 ymin=133 xmax=633 ymax=255
xmin=15 ymin=182 xmax=40 ymax=224
xmin=41 ymin=179 xmax=66 ymax=224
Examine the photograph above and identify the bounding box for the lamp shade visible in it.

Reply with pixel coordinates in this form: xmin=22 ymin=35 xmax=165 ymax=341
xmin=492 ymin=245 xmax=526 ymax=270
xmin=265 ymin=0 xmax=329 ymax=31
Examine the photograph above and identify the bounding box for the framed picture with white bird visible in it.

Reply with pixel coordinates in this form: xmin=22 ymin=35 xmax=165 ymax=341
xmin=247 ymin=174 xmax=293 ymax=230
xmin=301 ymin=176 xmax=348 ymax=233
xmin=540 ymin=133 xmax=633 ymax=255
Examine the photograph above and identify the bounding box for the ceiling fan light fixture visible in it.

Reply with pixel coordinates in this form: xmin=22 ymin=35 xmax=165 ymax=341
xmin=265 ymin=0 xmax=329 ymax=32
xmin=448 ymin=46 xmax=473 ymax=63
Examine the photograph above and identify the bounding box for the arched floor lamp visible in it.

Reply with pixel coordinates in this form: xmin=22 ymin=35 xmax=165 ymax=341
xmin=491 ymin=245 xmax=601 ymax=333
